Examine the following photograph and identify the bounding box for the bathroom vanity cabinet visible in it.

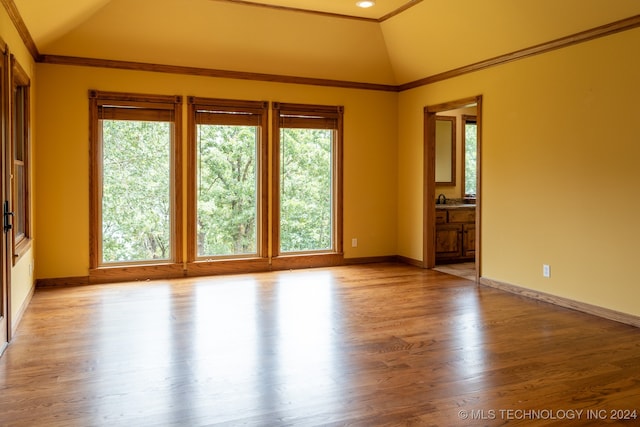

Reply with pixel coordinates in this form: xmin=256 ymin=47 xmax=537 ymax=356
xmin=435 ymin=205 xmax=476 ymax=263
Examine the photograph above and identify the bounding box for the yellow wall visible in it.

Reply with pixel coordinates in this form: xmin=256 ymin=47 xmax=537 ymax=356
xmin=397 ymin=28 xmax=640 ymax=316
xmin=1 ymin=5 xmax=37 ymax=325
xmin=34 ymin=64 xmax=398 ymax=278
xmin=20 ymin=0 xmax=640 ymax=324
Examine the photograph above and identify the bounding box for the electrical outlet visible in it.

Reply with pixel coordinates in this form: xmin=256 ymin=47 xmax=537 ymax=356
xmin=351 ymin=238 xmax=358 ymax=248
xmin=543 ymin=264 xmax=550 ymax=278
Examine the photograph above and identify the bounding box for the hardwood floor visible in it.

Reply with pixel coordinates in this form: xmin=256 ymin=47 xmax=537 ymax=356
xmin=1 ymin=263 xmax=639 ymax=426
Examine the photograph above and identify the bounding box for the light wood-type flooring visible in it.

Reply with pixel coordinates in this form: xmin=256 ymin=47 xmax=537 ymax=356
xmin=433 ymin=262 xmax=477 ymax=281
xmin=1 ymin=263 xmax=639 ymax=426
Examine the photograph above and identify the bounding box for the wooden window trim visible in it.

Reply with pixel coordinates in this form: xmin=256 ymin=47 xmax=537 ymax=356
xmin=462 ymin=114 xmax=478 ymax=199
xmin=0 ymin=40 xmax=7 ymax=342
xmin=186 ymin=97 xmax=269 ymax=268
xmin=88 ymin=90 xmax=183 ymax=273
xmin=271 ymin=102 xmax=344 ymax=265
xmin=10 ymin=57 xmax=31 ymax=264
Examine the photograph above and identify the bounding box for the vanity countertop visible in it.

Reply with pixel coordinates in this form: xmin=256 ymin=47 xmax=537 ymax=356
xmin=435 ymin=204 xmax=476 ymax=209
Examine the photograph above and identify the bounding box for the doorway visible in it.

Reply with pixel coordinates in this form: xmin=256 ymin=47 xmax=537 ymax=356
xmin=423 ymin=96 xmax=482 ymax=282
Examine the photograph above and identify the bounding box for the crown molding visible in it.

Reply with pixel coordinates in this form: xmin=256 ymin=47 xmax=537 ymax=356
xmin=399 ymin=14 xmax=640 ymax=91
xmin=0 ymin=0 xmax=40 ymax=60
xmin=38 ymin=54 xmax=399 ymax=92
xmin=5 ymin=0 xmax=637 ymax=94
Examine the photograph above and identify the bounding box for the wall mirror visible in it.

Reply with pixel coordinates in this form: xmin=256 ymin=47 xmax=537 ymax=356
xmin=435 ymin=115 xmax=456 ymax=185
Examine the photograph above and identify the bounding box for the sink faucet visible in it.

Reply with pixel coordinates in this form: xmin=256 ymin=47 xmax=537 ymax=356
xmin=437 ymin=194 xmax=447 ymax=205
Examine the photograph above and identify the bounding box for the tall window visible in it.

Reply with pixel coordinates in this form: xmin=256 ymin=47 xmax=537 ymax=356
xmin=187 ymin=98 xmax=268 ymax=261
xmin=462 ymin=115 xmax=477 ymax=198
xmin=89 ymin=91 xmax=182 ymax=267
xmin=272 ymin=103 xmax=343 ymax=257
xmin=11 ymin=58 xmax=31 ymax=260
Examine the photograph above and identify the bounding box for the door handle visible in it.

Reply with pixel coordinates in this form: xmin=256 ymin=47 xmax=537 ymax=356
xmin=3 ymin=201 xmax=13 ymax=233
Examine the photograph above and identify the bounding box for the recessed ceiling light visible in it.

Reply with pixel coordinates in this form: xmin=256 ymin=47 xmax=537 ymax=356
xmin=356 ymin=0 xmax=375 ymax=8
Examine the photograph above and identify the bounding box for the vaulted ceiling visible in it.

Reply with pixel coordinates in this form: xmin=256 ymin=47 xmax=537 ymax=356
xmin=10 ymin=0 xmax=640 ymax=86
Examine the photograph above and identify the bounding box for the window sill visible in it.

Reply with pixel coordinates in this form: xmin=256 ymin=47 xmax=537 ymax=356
xmin=186 ymin=257 xmax=270 ymax=277
xmin=87 ymin=254 xmax=345 ymax=284
xmin=89 ymin=263 xmax=185 ymax=284
xmin=271 ymin=252 xmax=344 ymax=270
